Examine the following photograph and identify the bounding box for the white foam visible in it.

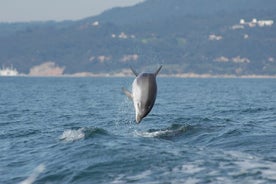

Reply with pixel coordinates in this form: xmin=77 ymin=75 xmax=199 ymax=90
xmin=179 ymin=164 xmax=204 ymax=174
xmin=111 ymin=174 xmax=125 ymax=184
xmin=220 ymin=151 xmax=276 ymax=183
xmin=184 ymin=177 xmax=201 ymax=184
xmin=111 ymin=170 xmax=153 ymax=184
xmin=236 ymin=152 xmax=276 ymax=181
xmin=127 ymin=170 xmax=152 ymax=180
xmin=166 ymin=150 xmax=276 ymax=183
xmin=134 ymin=129 xmax=170 ymax=138
xmin=163 ymin=164 xmax=203 ymax=184
xmin=59 ymin=128 xmax=85 ymax=142
xmin=20 ymin=164 xmax=45 ymax=184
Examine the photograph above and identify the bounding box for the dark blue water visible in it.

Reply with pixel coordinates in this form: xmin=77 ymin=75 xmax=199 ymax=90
xmin=1 ymin=77 xmax=276 ymax=184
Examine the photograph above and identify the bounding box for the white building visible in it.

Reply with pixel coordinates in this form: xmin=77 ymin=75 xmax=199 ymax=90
xmin=239 ymin=18 xmax=274 ymax=27
xmin=0 ymin=66 xmax=19 ymax=76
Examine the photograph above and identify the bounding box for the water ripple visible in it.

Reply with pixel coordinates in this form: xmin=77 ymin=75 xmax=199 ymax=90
xmin=135 ymin=124 xmax=192 ymax=140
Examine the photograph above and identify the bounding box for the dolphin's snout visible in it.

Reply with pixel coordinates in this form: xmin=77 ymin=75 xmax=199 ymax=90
xmin=136 ymin=115 xmax=142 ymax=124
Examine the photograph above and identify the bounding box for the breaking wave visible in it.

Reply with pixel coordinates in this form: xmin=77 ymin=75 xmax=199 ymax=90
xmin=59 ymin=127 xmax=108 ymax=142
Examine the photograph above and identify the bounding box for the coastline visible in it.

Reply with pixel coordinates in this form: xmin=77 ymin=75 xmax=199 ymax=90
xmin=1 ymin=72 xmax=276 ymax=78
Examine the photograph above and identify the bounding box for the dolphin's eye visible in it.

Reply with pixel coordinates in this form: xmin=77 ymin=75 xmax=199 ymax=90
xmin=137 ymin=102 xmax=141 ymax=108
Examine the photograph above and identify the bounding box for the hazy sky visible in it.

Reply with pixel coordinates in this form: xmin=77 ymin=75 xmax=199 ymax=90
xmin=0 ymin=0 xmax=144 ymax=22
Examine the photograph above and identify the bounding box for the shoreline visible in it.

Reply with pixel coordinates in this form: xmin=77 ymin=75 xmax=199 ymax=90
xmin=1 ymin=72 xmax=276 ymax=78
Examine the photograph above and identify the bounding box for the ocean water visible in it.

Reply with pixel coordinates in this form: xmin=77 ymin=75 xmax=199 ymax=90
xmin=0 ymin=77 xmax=276 ymax=184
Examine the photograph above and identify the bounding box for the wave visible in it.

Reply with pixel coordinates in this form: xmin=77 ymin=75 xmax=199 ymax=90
xmin=59 ymin=128 xmax=85 ymax=142
xmin=216 ymin=106 xmax=275 ymax=115
xmin=59 ymin=127 xmax=108 ymax=142
xmin=135 ymin=124 xmax=191 ymax=139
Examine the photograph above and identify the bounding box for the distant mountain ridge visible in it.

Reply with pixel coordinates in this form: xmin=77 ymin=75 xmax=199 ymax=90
xmin=86 ymin=0 xmax=276 ymax=25
xmin=0 ymin=0 xmax=276 ymax=75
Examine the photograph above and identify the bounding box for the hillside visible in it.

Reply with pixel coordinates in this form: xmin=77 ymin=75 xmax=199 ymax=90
xmin=0 ymin=0 xmax=276 ymax=75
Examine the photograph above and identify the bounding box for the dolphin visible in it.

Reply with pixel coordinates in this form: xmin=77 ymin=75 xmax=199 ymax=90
xmin=123 ymin=66 xmax=162 ymax=123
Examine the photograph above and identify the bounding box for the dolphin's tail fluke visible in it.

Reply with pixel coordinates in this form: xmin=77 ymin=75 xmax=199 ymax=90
xmin=154 ymin=65 xmax=162 ymax=76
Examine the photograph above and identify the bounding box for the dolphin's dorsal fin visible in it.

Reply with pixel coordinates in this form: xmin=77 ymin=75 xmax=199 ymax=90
xmin=130 ymin=67 xmax=139 ymax=76
xmin=122 ymin=87 xmax=133 ymax=100
xmin=154 ymin=65 xmax=162 ymax=76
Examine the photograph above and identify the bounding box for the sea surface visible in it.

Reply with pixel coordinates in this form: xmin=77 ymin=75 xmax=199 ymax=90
xmin=1 ymin=77 xmax=276 ymax=184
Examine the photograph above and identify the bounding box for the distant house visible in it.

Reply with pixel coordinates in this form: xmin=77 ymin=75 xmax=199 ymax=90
xmin=239 ymin=18 xmax=274 ymax=27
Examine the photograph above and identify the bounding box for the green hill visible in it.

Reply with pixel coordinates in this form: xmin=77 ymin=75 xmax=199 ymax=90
xmin=0 ymin=0 xmax=276 ymax=75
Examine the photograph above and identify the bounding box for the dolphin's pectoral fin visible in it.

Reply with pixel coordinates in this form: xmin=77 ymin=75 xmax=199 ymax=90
xmin=154 ymin=65 xmax=162 ymax=76
xmin=130 ymin=67 xmax=139 ymax=76
xmin=122 ymin=87 xmax=133 ymax=100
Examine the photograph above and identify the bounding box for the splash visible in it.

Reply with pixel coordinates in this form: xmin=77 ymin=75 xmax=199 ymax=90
xmin=59 ymin=128 xmax=85 ymax=142
xmin=135 ymin=129 xmax=171 ymax=138
xmin=135 ymin=124 xmax=190 ymax=139
xmin=59 ymin=127 xmax=109 ymax=142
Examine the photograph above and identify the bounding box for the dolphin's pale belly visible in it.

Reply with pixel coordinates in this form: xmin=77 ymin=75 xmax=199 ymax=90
xmin=132 ymin=74 xmax=157 ymax=122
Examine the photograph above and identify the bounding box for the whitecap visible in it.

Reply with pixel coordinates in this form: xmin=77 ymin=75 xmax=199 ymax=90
xmin=59 ymin=128 xmax=85 ymax=142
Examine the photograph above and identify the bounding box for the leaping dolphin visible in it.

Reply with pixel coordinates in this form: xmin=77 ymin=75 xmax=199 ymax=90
xmin=123 ymin=66 xmax=162 ymax=123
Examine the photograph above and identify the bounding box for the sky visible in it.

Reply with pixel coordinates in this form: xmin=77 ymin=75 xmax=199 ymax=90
xmin=0 ymin=0 xmax=144 ymax=22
